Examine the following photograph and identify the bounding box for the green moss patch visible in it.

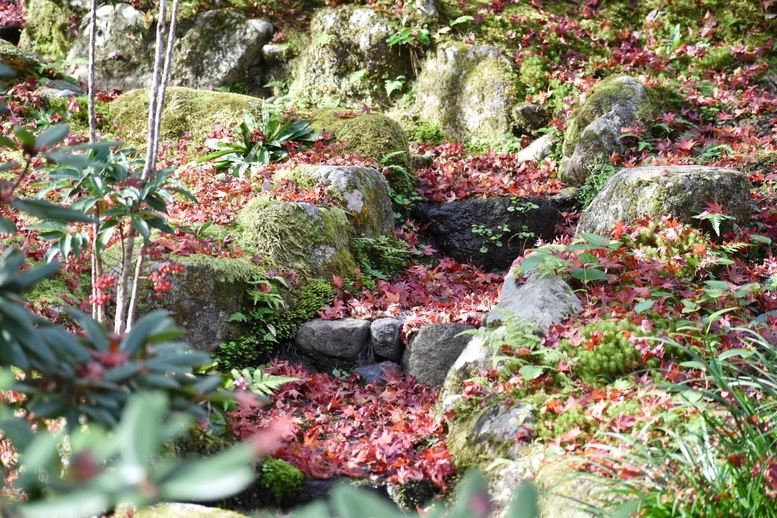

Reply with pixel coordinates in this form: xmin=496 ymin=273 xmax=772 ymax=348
xmin=107 ymin=87 xmax=264 ymax=145
xmin=309 ymin=109 xmax=411 ymax=171
xmin=19 ymin=0 xmax=79 ymax=62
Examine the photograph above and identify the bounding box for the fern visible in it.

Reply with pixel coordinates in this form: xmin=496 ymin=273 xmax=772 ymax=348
xmin=229 ymin=367 xmax=299 ymax=397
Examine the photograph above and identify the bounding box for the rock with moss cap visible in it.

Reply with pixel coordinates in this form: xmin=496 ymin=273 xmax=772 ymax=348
xmin=277 ymin=165 xmax=395 ymax=239
xmin=108 ymin=86 xmax=262 ymax=145
xmin=287 ymin=5 xmax=411 ymax=109
xmin=310 ymin=109 xmax=412 ymax=172
xmin=576 ymin=165 xmax=752 ymax=236
xmin=236 ymin=198 xmax=356 ymax=282
xmin=19 ymin=0 xmax=83 ymax=61
xmin=415 ymin=42 xmax=519 ymax=141
xmin=561 ymin=76 xmax=654 ymax=186
xmin=170 ymin=9 xmax=273 ymax=92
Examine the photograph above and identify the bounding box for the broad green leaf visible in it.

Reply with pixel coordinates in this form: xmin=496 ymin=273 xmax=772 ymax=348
xmin=12 ymin=199 xmax=95 ymax=223
xmin=34 ymin=124 xmax=70 ymax=151
xmin=506 ymin=482 xmax=540 ymax=518
xmin=19 ymin=489 xmax=110 ymax=518
xmin=634 ymin=299 xmax=655 ymax=313
xmin=569 ymin=267 xmax=609 ymax=282
xmin=519 ymin=364 xmax=545 ymax=381
xmin=0 ymin=216 xmax=17 ymax=234
xmin=330 ymin=484 xmax=400 ymax=518
xmin=119 ymin=391 xmax=165 ymax=467
xmin=63 ymin=308 xmax=110 ymax=352
xmin=13 ymin=126 xmax=36 ymax=149
xmin=159 ymin=444 xmax=255 ymax=501
xmin=0 ymin=135 xmax=15 ymax=148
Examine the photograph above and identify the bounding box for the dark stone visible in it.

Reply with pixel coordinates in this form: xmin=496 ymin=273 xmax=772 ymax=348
xmin=0 ymin=26 xmax=21 ymax=46
xmin=295 ymin=318 xmax=371 ymax=371
xmin=755 ymin=73 xmax=777 ymax=96
xmin=353 ymin=361 xmax=401 ymax=385
xmin=512 ymin=102 xmax=547 ymax=134
xmin=369 ymin=317 xmax=404 ymax=361
xmin=402 ymin=323 xmax=474 ymax=387
xmin=411 ymin=196 xmax=562 ymax=272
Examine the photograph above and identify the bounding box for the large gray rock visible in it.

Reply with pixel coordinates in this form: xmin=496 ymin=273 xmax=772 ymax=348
xmin=67 ymin=3 xmax=153 ymax=90
xmin=577 ymin=165 xmax=752 ymax=236
xmin=411 ymin=196 xmax=562 ymax=272
xmin=68 ymin=5 xmax=274 ymax=92
xmin=147 ymin=258 xmax=250 ymax=351
xmin=171 ymin=9 xmax=273 ymax=91
xmin=515 ymin=133 xmax=559 ymax=163
xmin=561 ymin=76 xmax=653 ymax=186
xmin=283 ymin=166 xmax=395 ymax=239
xmin=402 ymin=323 xmax=474 ymax=387
xmin=288 ymin=6 xmax=410 ymax=108
xmin=415 ymin=42 xmax=518 ymax=141
xmin=370 ymin=317 xmax=404 ymax=361
xmin=295 ymin=318 xmax=371 ymax=370
xmin=487 ymin=269 xmax=582 ymax=329
xmin=441 ymin=271 xmax=581 ymax=408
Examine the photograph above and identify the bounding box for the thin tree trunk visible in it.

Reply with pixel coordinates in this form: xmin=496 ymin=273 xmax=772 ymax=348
xmin=114 ymin=229 xmax=136 ymax=335
xmin=87 ymin=0 xmax=98 ymax=143
xmin=142 ymin=0 xmax=168 ymax=181
xmin=125 ymin=246 xmax=145 ymax=331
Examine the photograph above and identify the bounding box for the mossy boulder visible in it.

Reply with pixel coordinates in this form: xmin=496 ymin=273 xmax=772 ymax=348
xmin=67 ymin=3 xmax=154 ymax=91
xmin=287 ymin=5 xmax=411 ymax=109
xmin=277 ymin=165 xmax=395 ymax=239
xmin=310 ymin=109 xmax=412 ymax=172
xmin=170 ymin=9 xmax=273 ymax=92
xmin=144 ymin=255 xmax=259 ymax=351
xmin=446 ymin=401 xmax=535 ymax=470
xmin=236 ymin=197 xmax=356 ymax=281
xmin=0 ymin=39 xmax=47 ymax=82
xmin=108 ymin=86 xmax=262 ymax=144
xmin=415 ymin=42 xmax=519 ymax=141
xmin=561 ymin=76 xmax=654 ymax=186
xmin=576 ymin=165 xmax=753 ymax=236
xmin=19 ymin=0 xmax=81 ymax=61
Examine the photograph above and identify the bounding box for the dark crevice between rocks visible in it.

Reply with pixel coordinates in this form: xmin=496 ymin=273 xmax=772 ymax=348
xmin=0 ymin=26 xmax=21 ymax=46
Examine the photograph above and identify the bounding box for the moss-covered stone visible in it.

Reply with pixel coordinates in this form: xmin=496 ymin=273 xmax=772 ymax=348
xmin=19 ymin=0 xmax=80 ymax=62
xmin=446 ymin=401 xmax=534 ymax=470
xmin=276 ymin=165 xmax=395 ymax=239
xmin=236 ymin=197 xmax=356 ymax=281
xmin=260 ymin=458 xmax=305 ymax=506
xmin=0 ymin=39 xmax=46 ymax=82
xmin=107 ymin=86 xmax=263 ymax=145
xmin=121 ymin=503 xmax=247 ymax=518
xmin=287 ymin=5 xmax=411 ymax=109
xmin=576 ymin=165 xmax=753 ymax=236
xmin=309 ymin=109 xmax=412 ymax=172
xmin=561 ymin=76 xmax=655 ymax=186
xmin=66 ymin=3 xmax=155 ymax=91
xmin=142 ymin=255 xmax=261 ymax=351
xmin=414 ymin=42 xmax=519 ymax=142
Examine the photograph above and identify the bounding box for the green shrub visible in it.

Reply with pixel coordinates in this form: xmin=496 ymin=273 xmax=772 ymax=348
xmin=562 ymin=319 xmax=645 ymax=384
xmin=261 ymin=458 xmax=305 ymax=506
xmin=214 ymin=337 xmax=263 ymax=372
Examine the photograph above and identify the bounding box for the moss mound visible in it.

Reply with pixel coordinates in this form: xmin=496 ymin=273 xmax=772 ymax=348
xmin=309 ymin=109 xmax=411 ymax=172
xmin=107 ymin=86 xmax=263 ymax=145
xmin=19 ymin=0 xmax=80 ymax=61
